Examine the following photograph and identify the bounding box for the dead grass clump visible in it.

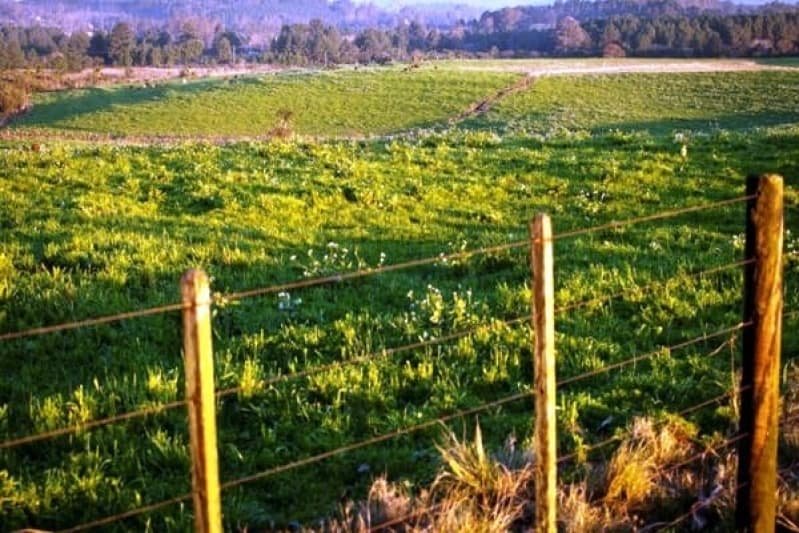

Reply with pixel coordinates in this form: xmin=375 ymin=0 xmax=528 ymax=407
xmin=333 ymin=476 xmax=414 ymax=531
xmin=603 ymin=417 xmax=695 ymax=509
xmin=323 ymin=409 xmax=799 ymax=532
xmin=558 ymin=482 xmax=612 ymax=532
xmin=429 ymin=424 xmax=533 ymax=532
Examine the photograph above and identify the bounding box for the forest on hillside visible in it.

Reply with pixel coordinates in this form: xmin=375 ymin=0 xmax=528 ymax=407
xmin=2 ymin=8 xmax=799 ymax=74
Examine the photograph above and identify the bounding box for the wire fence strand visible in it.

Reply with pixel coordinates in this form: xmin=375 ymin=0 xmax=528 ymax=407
xmin=0 ymin=239 xmax=526 ymax=345
xmin=56 ymin=492 xmax=194 ymax=533
xmin=665 ymin=433 xmax=748 ymax=474
xmin=556 ymin=322 xmax=748 ymax=388
xmin=216 ymin=314 xmax=530 ymax=400
xmin=0 ymin=195 xmax=763 ymax=344
xmin=557 ymin=386 xmax=748 ymax=464
xmin=219 ymin=239 xmax=529 ymax=303
xmin=0 ymin=301 xmax=187 ymax=343
xmin=216 ymin=258 xmax=752 ymax=401
xmin=554 ymin=258 xmax=752 ymax=316
xmin=220 ymin=390 xmax=532 ymax=491
xmin=0 ymin=399 xmax=188 ymax=450
xmin=552 ymin=195 xmax=755 ymax=242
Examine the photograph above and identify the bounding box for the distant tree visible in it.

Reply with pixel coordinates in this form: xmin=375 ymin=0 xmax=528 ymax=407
xmin=338 ymin=38 xmax=359 ymax=64
xmin=355 ymin=28 xmax=391 ymax=63
xmin=214 ymin=36 xmax=234 ymax=63
xmin=554 ymin=16 xmax=592 ymax=54
xmin=1 ymin=38 xmax=26 ymax=68
xmin=180 ymin=38 xmax=204 ymax=64
xmin=392 ymin=23 xmax=410 ymax=58
xmin=600 ymin=20 xmax=623 ymax=46
xmin=408 ymin=20 xmax=428 ymax=51
xmin=109 ymin=22 xmax=135 ymax=66
xmin=65 ymin=31 xmax=90 ymax=71
xmin=147 ymin=45 xmax=163 ymax=66
xmin=314 ymin=23 xmax=343 ymax=65
xmin=27 ymin=26 xmax=57 ymax=55
xmin=88 ymin=31 xmax=109 ymax=64
xmin=634 ymin=22 xmax=656 ymax=53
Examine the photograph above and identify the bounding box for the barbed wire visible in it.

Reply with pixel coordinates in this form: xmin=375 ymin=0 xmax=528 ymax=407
xmin=0 ymin=398 xmax=187 ymax=450
xmin=219 ymin=389 xmax=532 ymax=491
xmin=56 ymin=491 xmax=193 ymax=533
xmin=556 ymin=322 xmax=748 ymax=388
xmin=665 ymin=433 xmax=748 ymax=474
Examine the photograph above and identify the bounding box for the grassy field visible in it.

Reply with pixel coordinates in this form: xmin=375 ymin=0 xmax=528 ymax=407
xmin=0 ymin=65 xmax=798 ymax=530
xmin=9 ymin=69 xmax=519 ymax=138
xmin=465 ymin=71 xmax=799 ymax=134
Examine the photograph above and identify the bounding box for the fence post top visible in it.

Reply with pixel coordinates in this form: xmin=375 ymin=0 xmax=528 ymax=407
xmin=182 ymin=269 xmax=209 ymax=286
xmin=748 ymin=173 xmax=784 ymax=188
xmin=181 ymin=269 xmax=210 ymax=302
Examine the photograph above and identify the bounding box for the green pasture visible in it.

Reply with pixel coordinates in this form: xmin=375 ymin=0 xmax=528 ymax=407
xmin=0 ymin=66 xmax=798 ymax=530
xmin=9 ymin=69 xmax=518 ymax=138
xmin=465 ymin=71 xmax=799 ymax=134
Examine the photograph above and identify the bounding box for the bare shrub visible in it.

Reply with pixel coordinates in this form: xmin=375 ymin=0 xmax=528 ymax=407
xmin=0 ymin=82 xmax=31 ymax=120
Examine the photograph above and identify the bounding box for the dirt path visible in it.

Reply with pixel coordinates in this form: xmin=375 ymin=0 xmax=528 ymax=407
xmin=449 ymin=75 xmax=536 ymax=124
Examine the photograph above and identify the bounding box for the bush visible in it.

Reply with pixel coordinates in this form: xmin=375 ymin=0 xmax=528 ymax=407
xmin=0 ymin=82 xmax=30 ymax=119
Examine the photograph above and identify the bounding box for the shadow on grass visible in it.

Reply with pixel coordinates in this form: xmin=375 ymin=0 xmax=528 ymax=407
xmin=466 ymin=111 xmax=799 ymax=137
xmin=11 ymin=78 xmax=223 ymax=130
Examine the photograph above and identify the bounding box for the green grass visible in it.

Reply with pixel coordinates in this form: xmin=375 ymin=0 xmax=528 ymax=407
xmin=9 ymin=69 xmax=519 ymax=138
xmin=0 ymin=68 xmax=798 ymax=531
xmin=466 ymin=71 xmax=799 ymax=135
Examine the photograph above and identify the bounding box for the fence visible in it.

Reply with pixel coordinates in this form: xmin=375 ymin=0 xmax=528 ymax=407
xmin=0 ymin=174 xmax=794 ymax=532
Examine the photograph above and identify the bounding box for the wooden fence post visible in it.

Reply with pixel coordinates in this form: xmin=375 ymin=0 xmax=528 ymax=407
xmin=530 ymin=214 xmax=557 ymax=533
xmin=181 ymin=269 xmax=223 ymax=533
xmin=737 ymin=174 xmax=783 ymax=532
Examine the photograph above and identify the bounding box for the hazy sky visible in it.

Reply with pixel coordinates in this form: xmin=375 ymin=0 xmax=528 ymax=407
xmin=370 ymin=0 xmax=547 ymax=9
xmin=373 ymin=0 xmax=794 ymax=7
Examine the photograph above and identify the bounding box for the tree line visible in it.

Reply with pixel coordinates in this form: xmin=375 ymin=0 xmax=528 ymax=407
xmin=1 ymin=5 xmax=799 ymax=72
xmin=268 ymin=10 xmax=799 ymax=62
xmin=0 ymin=22 xmax=241 ymax=70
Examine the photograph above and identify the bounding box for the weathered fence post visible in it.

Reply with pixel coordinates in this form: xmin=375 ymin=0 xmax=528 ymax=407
xmin=737 ymin=175 xmax=783 ymax=532
xmin=530 ymin=214 xmax=557 ymax=533
xmin=181 ymin=269 xmax=223 ymax=533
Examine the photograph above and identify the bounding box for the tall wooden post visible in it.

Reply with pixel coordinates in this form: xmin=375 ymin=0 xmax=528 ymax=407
xmin=737 ymin=175 xmax=783 ymax=532
xmin=181 ymin=269 xmax=223 ymax=533
xmin=530 ymin=214 xmax=557 ymax=533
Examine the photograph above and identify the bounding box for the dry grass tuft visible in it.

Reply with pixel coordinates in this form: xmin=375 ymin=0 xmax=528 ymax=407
xmin=603 ymin=417 xmax=695 ymax=510
xmin=429 ymin=423 xmax=533 ymax=532
xmin=326 ymin=409 xmax=799 ymax=532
